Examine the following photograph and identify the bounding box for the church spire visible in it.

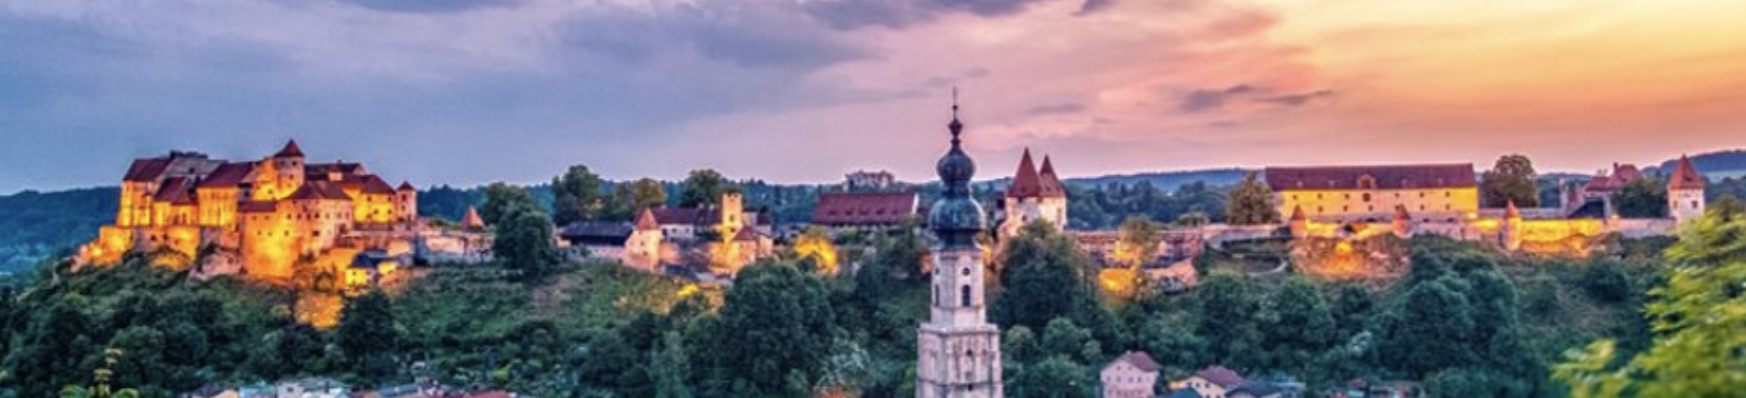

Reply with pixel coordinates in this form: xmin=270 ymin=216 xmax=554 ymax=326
xmin=930 ymin=92 xmax=986 ymax=250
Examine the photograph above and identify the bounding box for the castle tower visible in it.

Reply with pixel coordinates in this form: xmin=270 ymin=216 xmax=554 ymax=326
xmin=720 ymin=191 xmax=745 ymax=233
xmin=1391 ymin=205 xmax=1413 ymax=238
xmin=998 ymin=149 xmax=1069 ymax=241
xmin=396 ymin=181 xmax=418 ymax=224
xmin=256 ymin=140 xmax=307 ymax=201
xmin=1502 ymin=201 xmax=1523 ymax=251
xmin=917 ymin=96 xmax=1004 ymax=398
xmin=1667 ymin=155 xmax=1706 ymax=225
xmin=625 ymin=208 xmax=665 ymax=271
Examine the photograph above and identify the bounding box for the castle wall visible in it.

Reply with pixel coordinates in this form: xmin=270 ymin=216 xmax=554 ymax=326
xmin=1275 ymin=187 xmax=1480 ymax=223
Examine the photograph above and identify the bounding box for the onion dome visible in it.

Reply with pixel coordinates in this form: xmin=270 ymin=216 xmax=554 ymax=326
xmin=928 ymin=98 xmax=986 ymax=250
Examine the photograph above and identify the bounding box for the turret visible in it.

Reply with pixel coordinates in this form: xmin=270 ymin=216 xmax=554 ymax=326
xmin=461 ymin=207 xmax=486 ymax=231
xmin=396 ymin=181 xmax=418 ymax=224
xmin=1391 ymin=205 xmax=1413 ymax=238
xmin=1289 ymin=205 xmax=1309 ymax=239
xmin=1667 ymin=155 xmax=1706 ymax=225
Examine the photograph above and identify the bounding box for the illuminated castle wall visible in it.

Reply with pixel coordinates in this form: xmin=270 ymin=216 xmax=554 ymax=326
xmin=81 ymin=140 xmax=421 ymax=281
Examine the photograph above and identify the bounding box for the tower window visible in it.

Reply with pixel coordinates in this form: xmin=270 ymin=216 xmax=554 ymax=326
xmin=961 ymin=285 xmax=972 ymax=307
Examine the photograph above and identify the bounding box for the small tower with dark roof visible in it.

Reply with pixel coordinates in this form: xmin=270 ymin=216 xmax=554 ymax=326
xmin=1667 ymin=155 xmax=1706 ymax=225
xmin=917 ymin=94 xmax=1005 ymax=398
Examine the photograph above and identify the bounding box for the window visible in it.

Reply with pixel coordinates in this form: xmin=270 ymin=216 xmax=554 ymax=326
xmin=961 ymin=285 xmax=972 ymax=307
xmin=1363 ymin=193 xmax=1372 ymax=202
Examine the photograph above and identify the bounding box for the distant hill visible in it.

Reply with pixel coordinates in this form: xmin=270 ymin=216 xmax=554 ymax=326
xmin=1064 ymin=168 xmax=1250 ymax=190
xmin=0 ymin=187 xmax=118 ymax=274
xmin=1648 ymin=149 xmax=1746 ymax=179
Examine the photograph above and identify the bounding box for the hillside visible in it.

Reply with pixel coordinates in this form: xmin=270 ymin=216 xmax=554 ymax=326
xmin=0 ymin=187 xmax=117 ymax=274
xmin=1650 ymin=149 xmax=1746 ymax=179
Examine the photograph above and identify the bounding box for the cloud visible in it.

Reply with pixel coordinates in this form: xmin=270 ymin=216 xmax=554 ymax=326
xmin=1076 ymin=0 xmax=1119 ymax=15
xmin=1178 ymin=85 xmax=1256 ymax=112
xmin=335 ymin=0 xmax=524 ymax=13
xmin=1026 ymin=102 xmax=1087 ymax=115
xmin=559 ymin=2 xmax=873 ymax=70
xmin=802 ymin=0 xmax=1062 ymax=30
xmin=1258 ymin=90 xmax=1335 ymax=107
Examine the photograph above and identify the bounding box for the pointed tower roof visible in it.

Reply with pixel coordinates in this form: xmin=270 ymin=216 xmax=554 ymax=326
xmin=635 ymin=208 xmax=660 ymax=231
xmin=398 ymin=181 xmax=416 ymax=191
xmin=1393 ymin=205 xmax=1411 ymax=221
xmin=1037 ymin=155 xmax=1068 ymax=198
xmin=461 ymin=207 xmax=486 ymax=230
xmin=275 ymin=139 xmax=305 ymax=158
xmin=1668 ymin=155 xmax=1705 ymax=191
xmin=1006 ymin=148 xmax=1044 ymax=198
xmin=1505 ymin=200 xmax=1521 ymax=219
xmin=1290 ymin=205 xmax=1307 ymax=222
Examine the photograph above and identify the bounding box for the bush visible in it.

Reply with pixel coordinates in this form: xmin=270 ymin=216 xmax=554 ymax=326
xmin=1580 ymin=261 xmax=1631 ymax=303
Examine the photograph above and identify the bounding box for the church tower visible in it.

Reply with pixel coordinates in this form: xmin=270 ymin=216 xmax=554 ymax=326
xmin=917 ymin=95 xmax=1004 ymax=398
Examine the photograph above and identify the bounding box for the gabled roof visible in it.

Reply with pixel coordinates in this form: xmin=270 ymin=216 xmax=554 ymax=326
xmin=1194 ymin=366 xmax=1246 ymax=388
xmin=1668 ymin=155 xmax=1705 ymax=191
xmin=306 ymin=162 xmax=363 ymax=176
xmin=1110 ymin=351 xmax=1162 ymax=372
xmin=812 ymin=191 xmax=919 ymax=226
xmin=198 ymin=162 xmax=255 ymax=188
xmin=1037 ymin=155 xmax=1068 ymax=198
xmin=124 ymin=158 xmax=172 ymax=182
xmin=652 ymin=207 xmax=723 ymax=226
xmin=275 ymin=140 xmax=305 ymax=158
xmin=1585 ymin=163 xmax=1643 ymax=192
xmin=1007 ymin=148 xmax=1046 ymax=198
xmin=240 ymin=201 xmax=278 ymax=213
xmin=1265 ymin=164 xmax=1477 ymax=191
xmin=635 ymin=208 xmax=660 ymax=230
xmin=734 ymin=226 xmax=765 ymax=242
xmin=154 ymin=177 xmax=197 ymax=205
xmin=361 ymin=175 xmax=397 ymax=195
xmin=286 ymin=181 xmax=352 ymax=201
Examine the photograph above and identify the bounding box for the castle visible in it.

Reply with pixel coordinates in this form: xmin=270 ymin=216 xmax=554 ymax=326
xmin=998 ymin=148 xmax=1069 ymax=241
xmin=79 ymin=140 xmax=468 ymax=287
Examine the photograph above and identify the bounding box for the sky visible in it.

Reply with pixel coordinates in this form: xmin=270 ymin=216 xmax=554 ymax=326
xmin=3 ymin=0 xmax=1746 ymax=192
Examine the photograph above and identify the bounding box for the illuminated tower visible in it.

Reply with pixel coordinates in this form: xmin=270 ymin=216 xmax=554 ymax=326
xmin=917 ymin=94 xmax=1004 ymax=398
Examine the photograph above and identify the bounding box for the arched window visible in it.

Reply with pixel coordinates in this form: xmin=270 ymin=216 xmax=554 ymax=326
xmin=961 ymin=285 xmax=972 ymax=307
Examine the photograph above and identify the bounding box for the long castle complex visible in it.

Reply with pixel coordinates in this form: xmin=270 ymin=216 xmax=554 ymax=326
xmin=79 ymin=141 xmax=483 ymax=287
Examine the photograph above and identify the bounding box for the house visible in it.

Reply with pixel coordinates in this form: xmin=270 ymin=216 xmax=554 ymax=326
xmin=1101 ymin=351 xmax=1162 ymax=398
xmin=346 ymin=249 xmax=401 ymax=289
xmin=1173 ymin=366 xmax=1247 ymax=398
xmin=275 ymin=377 xmax=348 ymax=398
xmin=811 ymin=191 xmax=921 ymax=233
xmin=1266 ymin=164 xmax=1479 ymax=224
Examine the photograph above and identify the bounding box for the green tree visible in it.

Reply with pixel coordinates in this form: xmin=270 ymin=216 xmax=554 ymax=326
xmin=994 ymin=222 xmax=1101 ymax=332
xmin=705 ymin=262 xmax=839 ymax=396
xmin=551 ymin=165 xmax=610 ymax=226
xmin=1258 ymin=276 xmax=1337 ymax=370
xmin=1040 ymin=318 xmax=1099 ymax=363
xmin=1612 ymin=177 xmax=1668 ymax=218
xmin=1174 ymin=211 xmax=1211 ymax=228
xmin=651 ymin=331 xmax=693 ymax=398
xmin=1710 ymin=194 xmax=1744 ymax=221
xmin=679 ymin=169 xmax=732 ymax=208
xmin=1195 ymin=272 xmax=1262 ymax=367
xmin=1226 ymin=171 xmax=1279 ymax=225
xmin=104 ymin=327 xmax=167 ymax=393
xmin=1555 ymin=212 xmax=1746 ymax=398
xmin=1010 ymin=356 xmax=1094 ymax=398
xmin=480 ymin=183 xmax=538 ymax=226
xmin=1481 ymin=154 xmax=1540 ymax=208
xmin=336 ymin=290 xmax=399 ymax=382
xmin=491 ymin=202 xmax=563 ymax=281
xmin=624 ymin=178 xmax=669 ymax=213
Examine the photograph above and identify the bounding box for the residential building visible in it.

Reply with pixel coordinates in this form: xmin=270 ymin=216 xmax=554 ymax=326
xmin=1101 ymin=351 xmax=1162 ymax=398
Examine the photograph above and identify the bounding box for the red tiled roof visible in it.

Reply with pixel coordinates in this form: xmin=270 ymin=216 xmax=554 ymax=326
xmin=154 ymin=177 xmax=197 ymax=205
xmin=1195 ymin=366 xmax=1246 ymax=387
xmin=275 ymin=140 xmax=305 ymax=158
xmin=240 ymin=201 xmax=278 ymax=213
xmin=652 ymin=208 xmax=719 ymax=226
xmin=462 ymin=207 xmax=486 ymax=229
xmin=1586 ymin=163 xmax=1643 ymax=192
xmin=1505 ymin=201 xmax=1521 ymax=218
xmin=1393 ymin=205 xmax=1411 ymax=221
xmin=1265 ymin=164 xmax=1477 ymax=191
xmin=812 ymin=191 xmax=919 ymax=226
xmin=286 ymin=181 xmax=352 ymax=201
xmin=197 ymin=162 xmax=255 ymax=188
xmin=1006 ymin=148 xmax=1045 ymax=198
xmin=1037 ymin=155 xmax=1068 ymax=198
xmin=635 ymin=209 xmax=660 ymax=230
xmin=1668 ymin=155 xmax=1705 ymax=190
xmin=123 ymin=158 xmax=171 ymax=182
xmin=1290 ymin=205 xmax=1307 ymax=221
xmin=1114 ymin=351 xmax=1161 ymax=372
xmin=734 ymin=226 xmax=764 ymax=242
xmin=361 ymin=175 xmax=396 ymax=195
xmin=398 ymin=181 xmax=416 ymax=191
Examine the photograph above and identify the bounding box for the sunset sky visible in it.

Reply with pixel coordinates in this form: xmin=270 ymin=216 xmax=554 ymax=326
xmin=3 ymin=0 xmax=1745 ymax=191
